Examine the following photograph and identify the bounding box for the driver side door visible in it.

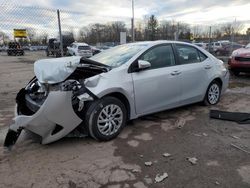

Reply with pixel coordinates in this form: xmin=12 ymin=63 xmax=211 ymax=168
xmin=131 ymin=44 xmax=182 ymax=115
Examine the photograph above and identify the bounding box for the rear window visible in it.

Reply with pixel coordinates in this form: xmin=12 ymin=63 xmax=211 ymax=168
xmin=78 ymin=46 xmax=91 ymax=50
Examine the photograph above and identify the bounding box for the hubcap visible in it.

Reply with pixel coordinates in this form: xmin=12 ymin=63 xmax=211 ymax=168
xmin=97 ymin=104 xmax=123 ymax=136
xmin=208 ymin=84 xmax=220 ymax=104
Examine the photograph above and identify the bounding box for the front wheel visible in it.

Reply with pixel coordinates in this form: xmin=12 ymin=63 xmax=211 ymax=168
xmin=84 ymin=97 xmax=127 ymax=141
xmin=203 ymin=81 xmax=221 ymax=105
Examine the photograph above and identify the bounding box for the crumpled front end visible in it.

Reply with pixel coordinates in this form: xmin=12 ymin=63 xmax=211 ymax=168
xmin=4 ymin=57 xmax=110 ymax=148
xmin=4 ymin=88 xmax=83 ymax=147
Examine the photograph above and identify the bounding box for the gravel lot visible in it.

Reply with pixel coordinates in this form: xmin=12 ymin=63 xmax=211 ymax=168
xmin=0 ymin=51 xmax=250 ymax=188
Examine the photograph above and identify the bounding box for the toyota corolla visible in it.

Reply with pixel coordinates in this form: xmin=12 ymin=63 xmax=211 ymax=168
xmin=4 ymin=41 xmax=229 ymax=147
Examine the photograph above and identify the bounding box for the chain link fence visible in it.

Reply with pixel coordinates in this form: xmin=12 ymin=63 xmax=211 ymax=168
xmin=0 ymin=3 xmax=250 ymax=57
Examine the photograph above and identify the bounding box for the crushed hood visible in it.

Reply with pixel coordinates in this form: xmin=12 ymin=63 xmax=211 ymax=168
xmin=34 ymin=56 xmax=81 ymax=84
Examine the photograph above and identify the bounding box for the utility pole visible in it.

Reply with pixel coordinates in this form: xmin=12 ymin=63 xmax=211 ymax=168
xmin=131 ymin=0 xmax=135 ymax=42
xmin=57 ymin=9 xmax=63 ymax=57
xmin=230 ymin=18 xmax=236 ymax=54
xmin=209 ymin=26 xmax=212 ymax=53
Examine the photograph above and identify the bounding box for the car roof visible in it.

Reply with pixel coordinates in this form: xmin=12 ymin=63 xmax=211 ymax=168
xmin=73 ymin=42 xmax=89 ymax=46
xmin=128 ymin=40 xmax=198 ymax=48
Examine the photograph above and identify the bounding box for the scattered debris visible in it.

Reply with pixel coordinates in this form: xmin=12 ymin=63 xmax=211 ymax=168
xmin=210 ymin=110 xmax=250 ymax=124
xmin=162 ymin=153 xmax=171 ymax=157
xmin=231 ymin=143 xmax=250 ymax=154
xmin=215 ymin=181 xmax=220 ymax=185
xmin=231 ymin=135 xmax=240 ymax=139
xmin=155 ymin=172 xmax=168 ymax=183
xmin=144 ymin=161 xmax=153 ymax=166
xmin=187 ymin=157 xmax=198 ymax=165
xmin=175 ymin=118 xmax=186 ymax=129
xmin=132 ymin=169 xmax=140 ymax=173
xmin=203 ymin=133 xmax=208 ymax=137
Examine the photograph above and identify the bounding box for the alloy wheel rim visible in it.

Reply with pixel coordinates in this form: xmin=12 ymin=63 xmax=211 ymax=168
xmin=97 ymin=104 xmax=123 ymax=136
xmin=208 ymin=84 xmax=220 ymax=104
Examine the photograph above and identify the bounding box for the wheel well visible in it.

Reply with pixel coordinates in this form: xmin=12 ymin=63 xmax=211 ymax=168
xmin=213 ymin=77 xmax=223 ymax=87
xmin=104 ymin=92 xmax=131 ymax=120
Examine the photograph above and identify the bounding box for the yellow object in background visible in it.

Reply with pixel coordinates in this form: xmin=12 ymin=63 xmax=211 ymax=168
xmin=13 ymin=29 xmax=27 ymax=38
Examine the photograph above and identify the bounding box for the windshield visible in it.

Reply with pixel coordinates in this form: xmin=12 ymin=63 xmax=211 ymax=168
xmin=90 ymin=43 xmax=148 ymax=68
xmin=246 ymin=43 xmax=250 ymax=48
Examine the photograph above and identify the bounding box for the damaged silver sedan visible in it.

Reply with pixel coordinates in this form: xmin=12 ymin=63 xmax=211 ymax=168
xmin=4 ymin=41 xmax=229 ymax=147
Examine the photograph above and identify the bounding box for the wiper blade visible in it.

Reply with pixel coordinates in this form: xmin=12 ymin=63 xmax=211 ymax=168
xmin=78 ymin=63 xmax=110 ymax=72
xmin=80 ymin=57 xmax=110 ymax=68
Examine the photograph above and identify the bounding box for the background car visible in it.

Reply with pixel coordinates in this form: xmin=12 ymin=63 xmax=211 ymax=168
xmin=67 ymin=42 xmax=93 ymax=57
xmin=5 ymin=41 xmax=229 ymax=147
xmin=215 ymin=43 xmax=243 ymax=56
xmin=7 ymin=42 xmax=24 ymax=56
xmin=228 ymin=43 xmax=250 ymax=76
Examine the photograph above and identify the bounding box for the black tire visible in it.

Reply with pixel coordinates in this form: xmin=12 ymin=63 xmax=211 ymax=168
xmin=84 ymin=96 xmax=127 ymax=141
xmin=203 ymin=80 xmax=221 ymax=106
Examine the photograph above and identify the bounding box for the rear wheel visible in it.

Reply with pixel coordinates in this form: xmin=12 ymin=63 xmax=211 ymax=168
xmin=203 ymin=81 xmax=221 ymax=105
xmin=84 ymin=97 xmax=127 ymax=141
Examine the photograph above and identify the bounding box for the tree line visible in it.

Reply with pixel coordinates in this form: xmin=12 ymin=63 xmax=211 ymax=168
xmin=1 ymin=14 xmax=250 ymax=46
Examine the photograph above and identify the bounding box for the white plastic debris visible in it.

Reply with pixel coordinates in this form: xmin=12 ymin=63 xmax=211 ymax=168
xmin=162 ymin=153 xmax=171 ymax=157
xmin=215 ymin=181 xmax=220 ymax=185
xmin=175 ymin=118 xmax=186 ymax=129
xmin=232 ymin=135 xmax=240 ymax=139
xmin=187 ymin=157 xmax=198 ymax=165
xmin=155 ymin=172 xmax=168 ymax=183
xmin=132 ymin=169 xmax=140 ymax=173
xmin=144 ymin=161 xmax=153 ymax=166
xmin=203 ymin=133 xmax=208 ymax=137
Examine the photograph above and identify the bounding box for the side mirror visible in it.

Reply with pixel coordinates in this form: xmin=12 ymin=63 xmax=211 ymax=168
xmin=137 ymin=60 xmax=151 ymax=71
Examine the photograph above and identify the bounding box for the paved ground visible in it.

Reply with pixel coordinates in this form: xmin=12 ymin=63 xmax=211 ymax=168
xmin=0 ymin=51 xmax=250 ymax=188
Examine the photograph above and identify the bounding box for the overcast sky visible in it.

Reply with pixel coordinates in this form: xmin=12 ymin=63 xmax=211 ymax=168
xmin=1 ymin=0 xmax=250 ymax=24
xmin=1 ymin=0 xmax=250 ymax=38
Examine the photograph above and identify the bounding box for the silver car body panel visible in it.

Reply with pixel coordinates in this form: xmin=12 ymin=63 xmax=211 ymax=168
xmin=6 ymin=41 xmax=229 ymax=145
xmin=9 ymin=91 xmax=82 ymax=144
xmin=34 ymin=56 xmax=81 ymax=84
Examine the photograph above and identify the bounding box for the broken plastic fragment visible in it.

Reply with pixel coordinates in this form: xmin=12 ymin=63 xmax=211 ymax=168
xmin=162 ymin=153 xmax=171 ymax=157
xmin=155 ymin=172 xmax=168 ymax=183
xmin=187 ymin=157 xmax=198 ymax=165
xmin=144 ymin=161 xmax=153 ymax=166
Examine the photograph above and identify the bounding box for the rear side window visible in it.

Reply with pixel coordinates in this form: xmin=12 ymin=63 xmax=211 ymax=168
xmin=176 ymin=44 xmax=207 ymax=64
xmin=140 ymin=45 xmax=175 ymax=69
xmin=78 ymin=46 xmax=91 ymax=50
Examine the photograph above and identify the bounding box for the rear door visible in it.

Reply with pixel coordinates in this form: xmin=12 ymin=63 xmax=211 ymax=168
xmin=174 ymin=44 xmax=212 ymax=105
xmin=131 ymin=44 xmax=182 ymax=115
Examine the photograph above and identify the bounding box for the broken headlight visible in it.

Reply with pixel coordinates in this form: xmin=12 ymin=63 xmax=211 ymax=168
xmin=49 ymin=80 xmax=82 ymax=92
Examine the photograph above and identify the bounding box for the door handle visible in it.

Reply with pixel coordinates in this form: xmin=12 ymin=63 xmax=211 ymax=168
xmin=171 ymin=70 xmax=181 ymax=76
xmin=205 ymin=65 xmax=212 ymax=69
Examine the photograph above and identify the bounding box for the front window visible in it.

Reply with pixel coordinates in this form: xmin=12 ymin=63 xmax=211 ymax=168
xmin=245 ymin=43 xmax=250 ymax=48
xmin=90 ymin=43 xmax=148 ymax=68
xmin=140 ymin=45 xmax=175 ymax=69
